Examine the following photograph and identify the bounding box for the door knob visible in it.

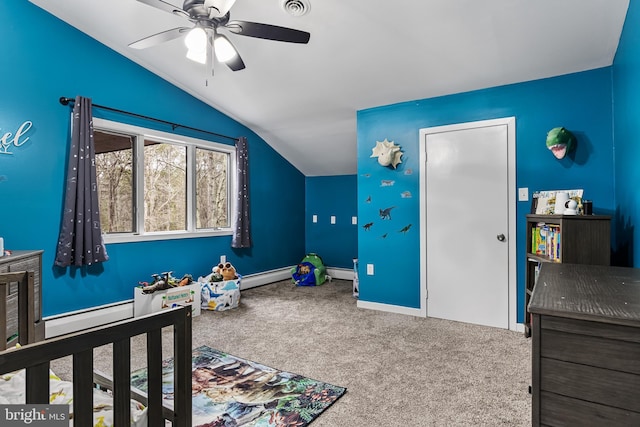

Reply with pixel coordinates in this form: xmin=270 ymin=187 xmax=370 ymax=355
xmin=497 ymin=234 xmax=506 ymax=242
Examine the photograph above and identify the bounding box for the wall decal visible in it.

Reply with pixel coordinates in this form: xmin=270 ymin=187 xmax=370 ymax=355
xmin=404 ymin=168 xmax=413 ymax=175
xmin=371 ymin=138 xmax=403 ymax=168
xmin=363 ymin=222 xmax=373 ymax=231
xmin=365 ymin=195 xmax=372 ymax=203
xmin=380 ymin=233 xmax=388 ymax=239
xmin=379 ymin=206 xmax=395 ymax=219
xmin=400 ymin=191 xmax=412 ymax=198
xmin=380 ymin=180 xmax=395 ymax=187
xmin=0 ymin=120 xmax=33 ymax=155
xmin=399 ymin=224 xmax=412 ymax=234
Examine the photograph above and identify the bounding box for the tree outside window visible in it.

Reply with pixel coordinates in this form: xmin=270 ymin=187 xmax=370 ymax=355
xmin=94 ymin=119 xmax=234 ymax=243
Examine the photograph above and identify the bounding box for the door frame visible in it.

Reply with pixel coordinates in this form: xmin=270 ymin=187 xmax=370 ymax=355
xmin=418 ymin=117 xmax=518 ymax=331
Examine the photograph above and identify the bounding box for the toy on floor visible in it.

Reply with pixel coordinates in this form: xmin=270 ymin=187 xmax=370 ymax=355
xmin=139 ymin=271 xmax=193 ymax=294
xmin=197 ymin=261 xmax=242 ymax=311
xmin=216 ymin=262 xmax=238 ymax=281
xmin=291 ymin=253 xmax=330 ymax=286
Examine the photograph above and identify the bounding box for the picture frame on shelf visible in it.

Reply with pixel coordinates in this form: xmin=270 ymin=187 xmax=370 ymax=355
xmin=531 ymin=189 xmax=583 ymax=215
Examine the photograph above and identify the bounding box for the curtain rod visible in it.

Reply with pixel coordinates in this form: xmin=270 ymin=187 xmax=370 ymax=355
xmin=59 ymin=97 xmax=239 ymax=143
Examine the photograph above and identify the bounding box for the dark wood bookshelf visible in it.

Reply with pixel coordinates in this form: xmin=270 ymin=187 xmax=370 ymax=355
xmin=523 ymin=214 xmax=610 ymax=337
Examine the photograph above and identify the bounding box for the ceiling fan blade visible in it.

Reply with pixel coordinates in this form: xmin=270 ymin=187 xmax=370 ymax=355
xmin=135 ymin=0 xmax=188 ymax=16
xmin=225 ymin=20 xmax=310 ymax=44
xmin=129 ymin=27 xmax=189 ymax=49
xmin=225 ymin=50 xmax=246 ymax=71
xmin=213 ymin=34 xmax=245 ymax=71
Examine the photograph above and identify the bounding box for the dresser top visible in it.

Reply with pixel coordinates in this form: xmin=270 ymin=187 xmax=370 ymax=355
xmin=529 ymin=263 xmax=640 ymax=327
xmin=0 ymin=250 xmax=43 ymax=265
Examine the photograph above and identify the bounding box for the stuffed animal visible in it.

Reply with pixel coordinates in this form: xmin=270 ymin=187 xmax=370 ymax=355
xmin=214 ymin=262 xmax=238 ymax=281
xmin=546 ymin=127 xmax=576 ymax=159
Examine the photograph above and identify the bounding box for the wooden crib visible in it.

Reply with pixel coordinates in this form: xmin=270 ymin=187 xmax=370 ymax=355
xmin=0 ymin=269 xmax=192 ymax=426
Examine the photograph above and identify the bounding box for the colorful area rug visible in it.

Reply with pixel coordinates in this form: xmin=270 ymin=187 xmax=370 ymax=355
xmin=131 ymin=345 xmax=346 ymax=426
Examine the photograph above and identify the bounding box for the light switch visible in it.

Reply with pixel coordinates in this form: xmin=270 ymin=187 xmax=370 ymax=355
xmin=352 ymin=216 xmax=357 ymax=225
xmin=312 ymin=215 xmax=317 ymax=223
xmin=518 ymin=187 xmax=529 ymax=202
xmin=366 ymin=264 xmax=374 ymax=275
xmin=330 ymin=216 xmax=336 ymax=224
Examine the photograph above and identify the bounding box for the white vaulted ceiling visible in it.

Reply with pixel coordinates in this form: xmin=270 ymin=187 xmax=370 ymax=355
xmin=29 ymin=0 xmax=629 ymax=176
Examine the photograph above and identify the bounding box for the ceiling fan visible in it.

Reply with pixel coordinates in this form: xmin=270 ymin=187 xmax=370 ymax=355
xmin=129 ymin=0 xmax=311 ymax=73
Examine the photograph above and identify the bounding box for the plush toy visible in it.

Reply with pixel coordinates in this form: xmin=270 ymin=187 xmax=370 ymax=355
xmin=213 ymin=262 xmax=238 ymax=281
xmin=292 ymin=262 xmax=316 ymax=286
xmin=546 ymin=127 xmax=576 ymax=159
xmin=291 ymin=253 xmax=329 ymax=286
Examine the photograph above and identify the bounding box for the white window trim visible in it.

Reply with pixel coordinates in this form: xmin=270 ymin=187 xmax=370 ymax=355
xmin=93 ymin=118 xmax=236 ymax=245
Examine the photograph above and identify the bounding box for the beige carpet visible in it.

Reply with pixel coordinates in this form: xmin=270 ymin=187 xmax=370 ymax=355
xmin=53 ymin=278 xmax=532 ymax=426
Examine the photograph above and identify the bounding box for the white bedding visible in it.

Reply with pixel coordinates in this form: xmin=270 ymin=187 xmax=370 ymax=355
xmin=0 ymin=370 xmax=147 ymax=427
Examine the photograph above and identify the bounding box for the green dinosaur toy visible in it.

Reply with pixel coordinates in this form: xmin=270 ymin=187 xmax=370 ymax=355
xmin=546 ymin=127 xmax=576 ymax=159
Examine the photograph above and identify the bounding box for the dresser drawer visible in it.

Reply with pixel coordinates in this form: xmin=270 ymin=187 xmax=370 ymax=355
xmin=541 ymin=329 xmax=640 ymax=374
xmin=541 ymin=358 xmax=640 ymax=412
xmin=541 ymin=391 xmax=640 ymax=427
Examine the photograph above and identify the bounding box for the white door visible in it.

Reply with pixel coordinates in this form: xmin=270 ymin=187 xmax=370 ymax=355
xmin=422 ymin=119 xmax=513 ymax=329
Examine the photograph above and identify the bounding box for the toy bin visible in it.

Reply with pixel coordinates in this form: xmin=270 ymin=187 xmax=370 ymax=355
xmin=200 ymin=278 xmax=241 ymax=311
xmin=134 ymin=283 xmax=201 ymax=317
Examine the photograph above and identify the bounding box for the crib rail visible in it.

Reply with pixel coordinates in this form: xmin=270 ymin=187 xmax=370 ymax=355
xmin=0 ymin=306 xmax=192 ymax=426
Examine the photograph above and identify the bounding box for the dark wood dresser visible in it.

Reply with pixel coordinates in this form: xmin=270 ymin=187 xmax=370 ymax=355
xmin=528 ymin=262 xmax=640 ymax=426
xmin=0 ymin=250 xmax=44 ymax=342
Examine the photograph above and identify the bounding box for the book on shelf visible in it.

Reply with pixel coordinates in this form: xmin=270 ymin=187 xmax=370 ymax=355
xmin=530 ymin=223 xmax=561 ymax=261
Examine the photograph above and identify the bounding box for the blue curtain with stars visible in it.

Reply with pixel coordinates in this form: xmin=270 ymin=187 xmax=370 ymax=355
xmin=232 ymin=136 xmax=252 ymax=248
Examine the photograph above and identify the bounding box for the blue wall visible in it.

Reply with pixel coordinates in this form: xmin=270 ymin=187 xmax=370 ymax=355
xmin=0 ymin=2 xmax=305 ymax=317
xmin=357 ymin=69 xmax=616 ymax=319
xmin=305 ymin=175 xmax=357 ymax=269
xmin=612 ymin=1 xmax=640 ymax=268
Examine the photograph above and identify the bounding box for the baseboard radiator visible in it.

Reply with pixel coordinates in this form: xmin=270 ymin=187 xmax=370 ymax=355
xmin=44 ymin=266 xmax=353 ymax=338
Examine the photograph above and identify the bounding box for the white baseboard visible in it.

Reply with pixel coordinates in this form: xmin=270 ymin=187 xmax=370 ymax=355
xmin=241 ymin=266 xmax=354 ymax=288
xmin=356 ymin=300 xmax=426 ymax=317
xmin=240 ymin=267 xmax=293 ymax=290
xmin=44 ymin=301 xmax=134 ymax=338
xmin=326 ymin=267 xmax=354 ymax=280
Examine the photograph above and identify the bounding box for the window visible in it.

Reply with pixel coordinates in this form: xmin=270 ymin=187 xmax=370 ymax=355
xmin=93 ymin=118 xmax=235 ymax=243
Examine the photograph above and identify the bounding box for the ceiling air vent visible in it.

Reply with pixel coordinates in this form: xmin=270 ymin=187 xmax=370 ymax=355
xmin=281 ymin=0 xmax=310 ymax=17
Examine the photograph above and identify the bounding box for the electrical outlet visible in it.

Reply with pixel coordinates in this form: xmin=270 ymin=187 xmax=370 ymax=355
xmin=518 ymin=187 xmax=529 ymax=202
xmin=366 ymin=264 xmax=374 ymax=275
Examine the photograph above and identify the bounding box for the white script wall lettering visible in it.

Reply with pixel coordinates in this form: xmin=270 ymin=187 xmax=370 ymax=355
xmin=0 ymin=120 xmax=33 ymax=155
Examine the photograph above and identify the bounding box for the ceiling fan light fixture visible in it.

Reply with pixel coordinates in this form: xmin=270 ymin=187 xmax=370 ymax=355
xmin=205 ymin=0 xmax=237 ymax=18
xmin=184 ymin=27 xmax=207 ymax=52
xmin=214 ymin=35 xmax=237 ymax=62
xmin=186 ymin=48 xmax=207 ymax=64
